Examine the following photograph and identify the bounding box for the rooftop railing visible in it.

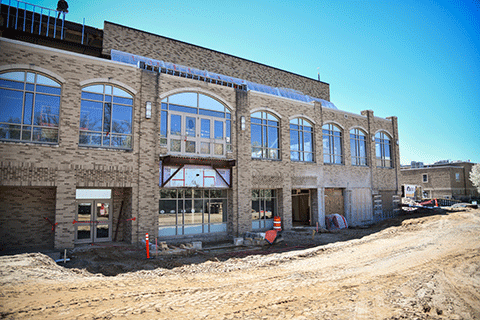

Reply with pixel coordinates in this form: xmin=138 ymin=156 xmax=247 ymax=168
xmin=1 ymin=0 xmax=86 ymax=44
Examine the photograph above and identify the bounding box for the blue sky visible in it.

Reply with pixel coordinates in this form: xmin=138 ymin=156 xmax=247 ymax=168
xmin=31 ymin=0 xmax=480 ymax=164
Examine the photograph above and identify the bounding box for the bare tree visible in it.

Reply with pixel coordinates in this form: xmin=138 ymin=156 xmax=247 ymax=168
xmin=470 ymin=163 xmax=480 ymax=193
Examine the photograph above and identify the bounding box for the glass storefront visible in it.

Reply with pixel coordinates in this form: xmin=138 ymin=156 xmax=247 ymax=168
xmin=159 ymin=188 xmax=228 ymax=236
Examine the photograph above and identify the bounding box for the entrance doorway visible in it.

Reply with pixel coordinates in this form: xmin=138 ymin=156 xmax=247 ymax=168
xmin=292 ymin=189 xmax=311 ymax=226
xmin=75 ymin=200 xmax=112 ymax=243
xmin=75 ymin=189 xmax=112 ymax=244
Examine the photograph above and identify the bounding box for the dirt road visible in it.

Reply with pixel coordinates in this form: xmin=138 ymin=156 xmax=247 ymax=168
xmin=1 ymin=209 xmax=479 ymax=319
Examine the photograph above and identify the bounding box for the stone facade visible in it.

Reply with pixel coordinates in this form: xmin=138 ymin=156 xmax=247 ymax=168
xmin=0 ymin=18 xmax=400 ymax=250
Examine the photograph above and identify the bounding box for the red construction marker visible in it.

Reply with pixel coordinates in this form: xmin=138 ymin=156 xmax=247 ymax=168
xmin=146 ymin=233 xmax=150 ymax=259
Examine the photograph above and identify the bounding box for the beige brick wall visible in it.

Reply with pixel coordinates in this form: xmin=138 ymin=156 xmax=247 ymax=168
xmin=0 ymin=35 xmax=401 ymax=248
xmin=102 ymin=22 xmax=330 ymax=100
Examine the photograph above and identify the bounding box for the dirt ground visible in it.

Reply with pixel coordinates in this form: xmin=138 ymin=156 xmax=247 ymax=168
xmin=1 ymin=208 xmax=479 ymax=319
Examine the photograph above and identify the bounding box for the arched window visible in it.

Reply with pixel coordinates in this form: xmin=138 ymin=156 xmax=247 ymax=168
xmin=160 ymin=92 xmax=231 ymax=157
xmin=79 ymin=84 xmax=133 ymax=149
xmin=0 ymin=71 xmax=61 ymax=143
xmin=251 ymin=111 xmax=280 ymax=160
xmin=375 ymin=131 xmax=392 ymax=167
xmin=350 ymin=128 xmax=367 ymax=166
xmin=323 ymin=123 xmax=343 ymax=164
xmin=290 ymin=118 xmax=314 ymax=162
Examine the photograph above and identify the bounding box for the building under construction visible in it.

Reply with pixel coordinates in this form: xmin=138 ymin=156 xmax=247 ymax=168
xmin=0 ymin=1 xmax=401 ymax=250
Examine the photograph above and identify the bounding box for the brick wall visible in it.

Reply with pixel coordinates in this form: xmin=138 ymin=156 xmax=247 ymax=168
xmin=102 ymin=22 xmax=330 ymax=100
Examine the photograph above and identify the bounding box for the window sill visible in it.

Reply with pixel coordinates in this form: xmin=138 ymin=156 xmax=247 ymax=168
xmin=0 ymin=140 xmax=59 ymax=147
xmin=78 ymin=145 xmax=133 ymax=152
xmin=251 ymin=157 xmax=282 ymax=161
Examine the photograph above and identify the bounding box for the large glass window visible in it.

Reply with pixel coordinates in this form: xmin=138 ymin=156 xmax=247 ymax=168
xmin=251 ymin=112 xmax=280 ymax=160
xmin=79 ymin=84 xmax=133 ymax=149
xmin=158 ymin=188 xmax=228 ymax=236
xmin=160 ymin=93 xmax=231 ymax=157
xmin=0 ymin=71 xmax=61 ymax=143
xmin=375 ymin=131 xmax=392 ymax=167
xmin=290 ymin=118 xmax=314 ymax=162
xmin=323 ymin=123 xmax=343 ymax=164
xmin=251 ymin=189 xmax=277 ymax=229
xmin=350 ymin=128 xmax=367 ymax=166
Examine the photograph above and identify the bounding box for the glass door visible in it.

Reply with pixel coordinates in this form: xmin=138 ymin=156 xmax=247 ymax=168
xmin=75 ymin=200 xmax=112 ymax=243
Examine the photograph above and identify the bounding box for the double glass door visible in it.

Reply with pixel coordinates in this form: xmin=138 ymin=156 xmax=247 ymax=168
xmin=75 ymin=200 xmax=112 ymax=243
xmin=168 ymin=112 xmax=226 ymax=157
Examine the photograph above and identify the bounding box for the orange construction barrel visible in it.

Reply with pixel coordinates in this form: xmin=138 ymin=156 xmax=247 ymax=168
xmin=273 ymin=216 xmax=281 ymax=231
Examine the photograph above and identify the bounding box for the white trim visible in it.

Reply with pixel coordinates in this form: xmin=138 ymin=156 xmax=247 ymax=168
xmin=250 ymin=107 xmax=282 ymax=119
xmin=289 ymin=114 xmax=316 ymax=124
xmin=80 ymin=78 xmax=138 ymax=95
xmin=160 ymin=87 xmax=234 ymax=112
xmin=374 ymin=129 xmax=393 ymax=139
xmin=0 ymin=64 xmax=66 ymax=84
xmin=322 ymin=121 xmax=345 ymax=131
xmin=348 ymin=126 xmax=369 ymax=135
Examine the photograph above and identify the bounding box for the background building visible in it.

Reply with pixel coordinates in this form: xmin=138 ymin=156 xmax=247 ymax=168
xmin=401 ymin=160 xmax=479 ymax=201
xmin=0 ymin=2 xmax=400 ymax=250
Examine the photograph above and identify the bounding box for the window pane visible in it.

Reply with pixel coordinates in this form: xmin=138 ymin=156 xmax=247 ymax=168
xmin=23 ymin=93 xmax=33 ymax=125
xmin=0 ymin=71 xmax=25 ymax=82
xmin=169 ymin=92 xmax=197 ymax=107
xmin=304 ymin=132 xmax=313 ymax=152
xmin=200 ymin=142 xmax=210 ymax=154
xmin=103 ymin=103 xmax=111 ymax=133
xmin=83 ymin=85 xmax=104 ymax=94
xmin=268 ymin=149 xmax=279 ymax=159
xmin=199 ymin=94 xmax=224 ymax=112
xmin=291 ymin=151 xmax=300 ymax=161
xmin=170 ymin=104 xmax=197 ymax=114
xmin=201 ymin=119 xmax=210 ymax=138
xmin=112 ymin=105 xmax=132 ymax=134
xmin=170 ymin=114 xmax=182 ymax=135
xmin=112 ymin=87 xmax=132 ymax=98
xmin=251 ymin=124 xmax=262 ymax=148
xmin=81 ymin=91 xmax=103 ymax=101
xmin=214 ymin=143 xmax=223 ymax=155
xmin=32 ymin=127 xmax=58 ymax=143
xmin=0 ymin=79 xmax=24 ymax=90
xmin=185 ymin=141 xmax=195 ymax=153
xmin=0 ymin=89 xmax=23 ymax=123
xmin=34 ymin=94 xmax=60 ymax=127
xmin=290 ymin=130 xmax=299 ymax=151
xmin=186 ymin=117 xmax=196 ymax=137
xmin=226 ymin=120 xmax=231 ymax=142
xmin=252 ymin=147 xmax=262 ymax=158
xmin=160 ymin=111 xmax=167 ymax=138
xmin=79 ymin=131 xmax=101 ymax=146
xmin=21 ymin=126 xmax=31 ymax=141
xmin=112 ymin=96 xmax=133 ymax=105
xmin=111 ymin=134 xmax=131 ymax=148
xmin=36 ymin=75 xmax=60 ymax=87
xmin=36 ymin=85 xmax=61 ymax=95
xmin=171 ymin=139 xmax=181 ymax=152
xmin=304 ymin=152 xmax=313 ymax=162
xmin=199 ymin=109 xmax=224 ymax=118
xmin=214 ymin=121 xmax=223 ymax=139
xmin=0 ymin=124 xmax=20 ymax=140
xmin=80 ymin=100 xmax=103 ymax=131
xmin=323 ymin=135 xmax=330 ymax=154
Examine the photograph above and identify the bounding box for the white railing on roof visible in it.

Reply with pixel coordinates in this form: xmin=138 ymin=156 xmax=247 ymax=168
xmin=1 ymin=0 xmax=87 ymax=43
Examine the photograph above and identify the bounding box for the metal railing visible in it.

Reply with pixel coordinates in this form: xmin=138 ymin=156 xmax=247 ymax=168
xmin=1 ymin=0 xmax=86 ymax=43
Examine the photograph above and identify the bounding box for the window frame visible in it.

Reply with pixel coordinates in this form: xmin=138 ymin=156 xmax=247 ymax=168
xmin=0 ymin=70 xmax=62 ymax=144
xmin=322 ymin=123 xmax=343 ymax=164
xmin=290 ymin=118 xmax=314 ymax=162
xmin=160 ymin=92 xmax=232 ymax=158
xmin=251 ymin=189 xmax=277 ymax=230
xmin=251 ymin=111 xmax=280 ymax=160
xmin=375 ymin=131 xmax=393 ymax=168
xmin=79 ymin=84 xmax=134 ymax=150
xmin=158 ymin=188 xmax=228 ymax=236
xmin=350 ymin=128 xmax=368 ymax=166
